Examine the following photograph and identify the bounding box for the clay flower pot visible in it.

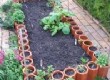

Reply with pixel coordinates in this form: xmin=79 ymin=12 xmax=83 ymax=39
xmin=18 ymin=38 xmax=29 ymax=46
xmin=70 ymin=20 xmax=77 ymax=26
xmin=61 ymin=16 xmax=68 ymax=22
xmin=14 ymin=22 xmax=25 ymax=31
xmin=82 ymin=40 xmax=92 ymax=52
xmin=78 ymin=35 xmax=88 ymax=45
xmin=87 ymin=61 xmax=98 ymax=80
xmin=51 ymin=70 xmax=64 ymax=80
xmin=64 ymin=67 xmax=76 ymax=79
xmin=18 ymin=33 xmax=28 ymax=40
xmin=21 ymin=58 xmax=33 ymax=67
xmin=87 ymin=46 xmax=97 ymax=57
xmin=20 ymin=51 xmax=32 ymax=59
xmin=23 ymin=65 xmax=37 ymax=77
xmin=74 ymin=30 xmax=83 ymax=39
xmin=13 ymin=0 xmax=19 ymax=2
xmin=19 ymin=45 xmax=30 ymax=53
xmin=24 ymin=74 xmax=36 ymax=80
xmin=76 ymin=65 xmax=88 ymax=80
xmin=91 ymin=54 xmax=97 ymax=62
xmin=71 ymin=25 xmax=80 ymax=36
xmin=17 ymin=28 xmax=27 ymax=35
xmin=98 ymin=65 xmax=110 ymax=78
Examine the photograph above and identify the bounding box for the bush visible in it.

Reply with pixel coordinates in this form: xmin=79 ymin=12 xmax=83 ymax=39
xmin=12 ymin=9 xmax=25 ymax=24
xmin=77 ymin=0 xmax=110 ymax=33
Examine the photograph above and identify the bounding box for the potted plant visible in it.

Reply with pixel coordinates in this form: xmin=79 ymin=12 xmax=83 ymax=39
xmin=87 ymin=61 xmax=98 ymax=80
xmin=20 ymin=51 xmax=32 ymax=59
xmin=71 ymin=25 xmax=80 ymax=36
xmin=23 ymin=65 xmax=37 ymax=77
xmin=64 ymin=67 xmax=76 ymax=79
xmin=15 ymin=24 xmax=26 ymax=33
xmin=76 ymin=65 xmax=88 ymax=80
xmin=82 ymin=40 xmax=92 ymax=52
xmin=18 ymin=33 xmax=28 ymax=40
xmin=12 ymin=9 xmax=25 ymax=30
xmin=78 ymin=35 xmax=88 ymax=45
xmin=74 ymin=30 xmax=83 ymax=39
xmin=96 ymin=54 xmax=110 ymax=78
xmin=51 ymin=70 xmax=64 ymax=80
xmin=21 ymin=58 xmax=33 ymax=67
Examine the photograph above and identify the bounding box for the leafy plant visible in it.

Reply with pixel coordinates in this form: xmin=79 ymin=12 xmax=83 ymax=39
xmin=12 ymin=9 xmax=25 ymax=24
xmin=0 ymin=49 xmax=23 ymax=80
xmin=80 ymin=57 xmax=88 ymax=64
xmin=41 ymin=7 xmax=74 ymax=36
xmin=95 ymin=76 xmax=106 ymax=80
xmin=1 ymin=0 xmax=12 ymax=12
xmin=12 ymin=3 xmax=22 ymax=10
xmin=96 ymin=54 xmax=108 ymax=67
xmin=77 ymin=65 xmax=86 ymax=73
xmin=47 ymin=65 xmax=54 ymax=76
xmin=47 ymin=0 xmax=61 ymax=7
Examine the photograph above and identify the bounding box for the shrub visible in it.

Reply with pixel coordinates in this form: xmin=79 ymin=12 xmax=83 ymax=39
xmin=12 ymin=9 xmax=25 ymax=24
xmin=77 ymin=0 xmax=110 ymax=33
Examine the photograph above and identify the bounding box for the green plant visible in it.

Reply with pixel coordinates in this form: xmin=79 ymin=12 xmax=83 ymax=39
xmin=77 ymin=65 xmax=86 ymax=73
xmin=41 ymin=7 xmax=74 ymax=36
xmin=0 ymin=49 xmax=23 ymax=80
xmin=65 ymin=77 xmax=75 ymax=80
xmin=80 ymin=57 xmax=88 ymax=64
xmin=12 ymin=3 xmax=22 ymax=10
xmin=1 ymin=0 xmax=12 ymax=12
xmin=95 ymin=76 xmax=106 ymax=80
xmin=12 ymin=9 xmax=25 ymax=24
xmin=96 ymin=54 xmax=108 ymax=67
xmin=47 ymin=65 xmax=54 ymax=76
xmin=47 ymin=0 xmax=61 ymax=7
xmin=35 ymin=70 xmax=46 ymax=80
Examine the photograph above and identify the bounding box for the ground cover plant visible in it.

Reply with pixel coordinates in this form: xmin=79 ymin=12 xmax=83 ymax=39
xmin=0 ymin=50 xmax=23 ymax=80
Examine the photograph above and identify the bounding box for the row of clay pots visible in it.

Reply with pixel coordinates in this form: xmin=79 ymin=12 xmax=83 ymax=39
xmin=51 ymin=61 xmax=99 ymax=80
xmin=70 ymin=18 xmax=110 ymax=79
xmin=15 ymin=23 xmax=37 ymax=80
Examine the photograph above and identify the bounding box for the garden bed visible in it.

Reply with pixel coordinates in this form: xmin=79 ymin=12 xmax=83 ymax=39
xmin=22 ymin=0 xmax=91 ymax=70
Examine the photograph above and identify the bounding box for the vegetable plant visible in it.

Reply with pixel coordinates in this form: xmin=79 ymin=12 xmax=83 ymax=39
xmin=77 ymin=65 xmax=87 ymax=73
xmin=12 ymin=9 xmax=25 ymax=24
xmin=41 ymin=7 xmax=74 ymax=36
xmin=65 ymin=77 xmax=75 ymax=80
xmin=96 ymin=54 xmax=108 ymax=67
xmin=80 ymin=57 xmax=88 ymax=64
xmin=12 ymin=3 xmax=22 ymax=10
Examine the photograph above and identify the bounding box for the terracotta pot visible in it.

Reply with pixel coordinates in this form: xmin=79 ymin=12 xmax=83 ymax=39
xmin=91 ymin=54 xmax=97 ymax=62
xmin=17 ymin=28 xmax=27 ymax=35
xmin=64 ymin=67 xmax=76 ymax=79
xmin=23 ymin=65 xmax=37 ymax=77
xmin=76 ymin=65 xmax=88 ymax=80
xmin=19 ymin=45 xmax=30 ymax=53
xmin=14 ymin=22 xmax=25 ymax=31
xmin=87 ymin=61 xmax=98 ymax=80
xmin=61 ymin=16 xmax=68 ymax=22
xmin=87 ymin=46 xmax=97 ymax=57
xmin=78 ymin=35 xmax=88 ymax=45
xmin=70 ymin=20 xmax=77 ymax=26
xmin=20 ymin=51 xmax=32 ymax=59
xmin=13 ymin=0 xmax=19 ymax=2
xmin=82 ymin=40 xmax=92 ymax=52
xmin=74 ymin=30 xmax=83 ymax=39
xmin=18 ymin=38 xmax=29 ymax=46
xmin=21 ymin=58 xmax=33 ymax=67
xmin=24 ymin=74 xmax=36 ymax=80
xmin=97 ymin=65 xmax=110 ymax=78
xmin=71 ymin=25 xmax=80 ymax=36
xmin=51 ymin=70 xmax=64 ymax=80
xmin=18 ymin=33 xmax=28 ymax=40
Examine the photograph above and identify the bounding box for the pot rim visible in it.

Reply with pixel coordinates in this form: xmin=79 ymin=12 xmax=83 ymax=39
xmin=83 ymin=40 xmax=92 ymax=46
xmin=88 ymin=46 xmax=97 ymax=52
xmin=76 ymin=65 xmax=88 ymax=74
xmin=24 ymin=74 xmax=36 ymax=80
xmin=18 ymin=38 xmax=29 ymax=45
xmin=20 ymin=50 xmax=32 ymax=57
xmin=21 ymin=58 xmax=33 ymax=66
xmin=79 ymin=35 xmax=88 ymax=40
xmin=51 ymin=70 xmax=64 ymax=80
xmin=64 ymin=67 xmax=76 ymax=77
xmin=87 ymin=61 xmax=98 ymax=70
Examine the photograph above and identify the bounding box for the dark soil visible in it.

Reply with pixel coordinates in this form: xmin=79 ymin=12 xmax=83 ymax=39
xmin=53 ymin=73 xmax=63 ymax=79
xmin=89 ymin=46 xmax=97 ymax=51
xmin=22 ymin=0 xmax=91 ymax=70
xmin=25 ymin=60 xmax=31 ymax=65
xmin=24 ymin=51 xmax=30 ymax=57
xmin=88 ymin=63 xmax=97 ymax=69
xmin=65 ymin=69 xmax=75 ymax=76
